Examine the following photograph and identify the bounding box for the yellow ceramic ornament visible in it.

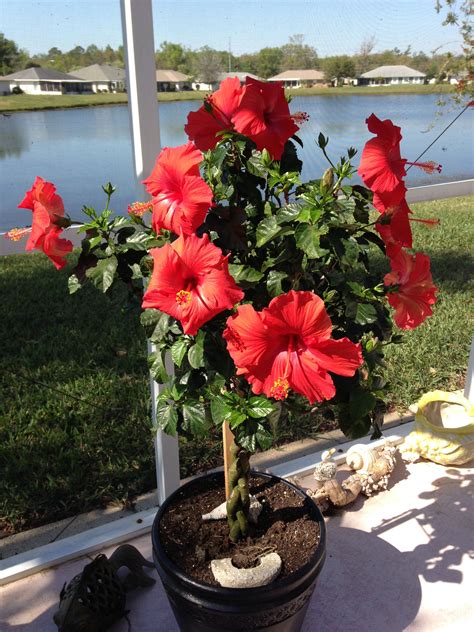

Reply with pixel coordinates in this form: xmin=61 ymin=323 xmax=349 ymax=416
xmin=400 ymin=390 xmax=474 ymax=466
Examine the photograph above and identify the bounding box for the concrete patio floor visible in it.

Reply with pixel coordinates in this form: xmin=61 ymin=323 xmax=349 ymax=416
xmin=1 ymin=458 xmax=472 ymax=631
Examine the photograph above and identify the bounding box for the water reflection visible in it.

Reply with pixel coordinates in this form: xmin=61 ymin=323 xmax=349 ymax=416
xmin=0 ymin=95 xmax=472 ymax=231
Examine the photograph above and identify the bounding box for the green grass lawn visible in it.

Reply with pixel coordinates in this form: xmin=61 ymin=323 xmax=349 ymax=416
xmin=0 ymin=196 xmax=472 ymax=534
xmin=0 ymin=84 xmax=455 ymax=113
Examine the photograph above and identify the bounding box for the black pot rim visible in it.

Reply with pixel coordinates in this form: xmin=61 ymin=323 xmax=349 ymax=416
xmin=152 ymin=469 xmax=326 ymax=598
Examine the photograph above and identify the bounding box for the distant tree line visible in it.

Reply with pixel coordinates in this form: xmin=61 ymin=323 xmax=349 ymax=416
xmin=0 ymin=31 xmax=466 ymax=85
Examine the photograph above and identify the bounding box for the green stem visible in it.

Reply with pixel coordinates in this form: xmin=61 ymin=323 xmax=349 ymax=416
xmin=226 ymin=441 xmax=250 ymax=542
xmin=321 ymin=146 xmax=336 ymax=169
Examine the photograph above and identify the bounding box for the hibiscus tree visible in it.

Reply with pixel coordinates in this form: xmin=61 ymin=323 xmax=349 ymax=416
xmin=14 ymin=78 xmax=442 ymax=541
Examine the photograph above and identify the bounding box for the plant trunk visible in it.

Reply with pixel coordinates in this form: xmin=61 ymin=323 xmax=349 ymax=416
xmin=226 ymin=441 xmax=250 ymax=542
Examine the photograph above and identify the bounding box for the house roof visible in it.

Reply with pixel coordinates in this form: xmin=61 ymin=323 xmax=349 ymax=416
xmin=73 ymin=64 xmax=125 ymax=81
xmin=359 ymin=65 xmax=426 ymax=78
xmin=268 ymin=69 xmax=325 ymax=81
xmin=156 ymin=69 xmax=189 ymax=82
xmin=217 ymin=72 xmax=262 ymax=82
xmin=2 ymin=67 xmax=85 ymax=81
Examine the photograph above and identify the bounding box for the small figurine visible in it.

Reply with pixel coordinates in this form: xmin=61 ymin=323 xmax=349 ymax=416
xmin=313 ymin=448 xmax=338 ymax=489
xmin=400 ymin=390 xmax=474 ymax=466
xmin=53 ymin=544 xmax=155 ymax=632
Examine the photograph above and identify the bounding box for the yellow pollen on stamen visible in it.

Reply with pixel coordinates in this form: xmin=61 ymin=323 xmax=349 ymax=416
xmin=175 ymin=290 xmax=192 ymax=306
xmin=127 ymin=201 xmax=153 ymax=217
xmin=4 ymin=227 xmax=30 ymax=242
xmin=270 ymin=378 xmax=290 ymax=401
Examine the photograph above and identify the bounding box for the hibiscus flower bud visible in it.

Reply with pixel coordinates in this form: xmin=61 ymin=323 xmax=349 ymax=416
xmin=321 ymin=167 xmax=334 ymax=193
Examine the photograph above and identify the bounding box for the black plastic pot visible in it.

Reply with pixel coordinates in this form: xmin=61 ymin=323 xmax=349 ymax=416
xmin=152 ymin=470 xmax=326 ymax=632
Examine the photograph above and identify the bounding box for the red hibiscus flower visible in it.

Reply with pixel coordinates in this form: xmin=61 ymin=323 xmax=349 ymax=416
xmin=40 ymin=226 xmax=74 ymax=270
xmin=17 ymin=177 xmax=72 ymax=269
xmin=358 ymin=114 xmax=407 ymax=202
xmin=143 ymin=142 xmax=213 ymax=236
xmin=18 ymin=176 xmax=65 ymax=221
xmin=142 ymin=233 xmax=244 ymax=335
xmin=358 ymin=114 xmax=442 ymax=203
xmin=232 ymin=78 xmax=299 ymax=160
xmin=373 ymin=191 xmax=413 ymax=254
xmin=184 ymin=77 xmax=244 ymax=151
xmin=224 ymin=290 xmax=363 ymax=404
xmin=384 ymin=250 xmax=437 ymax=329
xmin=374 ymin=192 xmax=440 ymax=257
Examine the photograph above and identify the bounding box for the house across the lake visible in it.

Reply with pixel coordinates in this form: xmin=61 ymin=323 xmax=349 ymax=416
xmin=73 ymin=64 xmax=126 ymax=93
xmin=156 ymin=69 xmax=191 ymax=92
xmin=2 ymin=67 xmax=93 ymax=95
xmin=0 ymin=77 xmax=10 ymax=95
xmin=357 ymin=65 xmax=426 ymax=86
xmin=192 ymin=72 xmax=262 ymax=91
xmin=268 ymin=69 xmax=326 ymax=88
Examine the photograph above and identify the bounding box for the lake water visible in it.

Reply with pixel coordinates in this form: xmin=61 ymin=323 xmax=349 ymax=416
xmin=1 ymin=94 xmax=472 ymax=231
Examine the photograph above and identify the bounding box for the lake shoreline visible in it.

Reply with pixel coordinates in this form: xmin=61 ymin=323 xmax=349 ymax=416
xmin=0 ymin=84 xmax=456 ymax=113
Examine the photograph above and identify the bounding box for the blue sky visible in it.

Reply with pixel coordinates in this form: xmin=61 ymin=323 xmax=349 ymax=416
xmin=2 ymin=0 xmax=463 ymax=57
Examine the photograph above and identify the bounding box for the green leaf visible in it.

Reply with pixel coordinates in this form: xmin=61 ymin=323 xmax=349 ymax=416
xmin=210 ymin=395 xmax=232 ymax=425
xmin=256 ymin=216 xmax=292 ymax=247
xmin=68 ymin=274 xmax=81 ymax=294
xmin=247 ymin=151 xmax=267 ymax=178
xmin=261 ymin=246 xmax=291 ymax=272
xmin=266 ymin=270 xmax=287 ymax=297
xmin=140 ymin=309 xmax=162 ymax=328
xmin=353 ymin=205 xmax=370 ymax=224
xmin=228 ymin=409 xmax=248 ymax=428
xmin=256 ymin=216 xmax=280 ymax=246
xmin=129 ymin=263 xmax=143 ymax=280
xmin=353 ymin=303 xmax=378 ymax=325
xmin=248 ymin=396 xmax=275 ymax=419
xmin=338 ymin=406 xmax=371 ymax=439
xmin=340 ymin=238 xmax=360 ymax=267
xmin=148 ymin=350 xmax=169 ymax=383
xmin=295 ymin=224 xmax=328 ymax=259
xmin=149 ymin=312 xmax=171 ymax=343
xmin=346 ymin=281 xmax=365 ymax=297
xmin=349 ymin=388 xmax=376 ymax=420
xmin=255 ymin=423 xmax=274 ymax=450
xmin=276 ymin=204 xmax=301 ymax=224
xmin=115 ymin=231 xmax=151 ymax=252
xmin=188 ymin=331 xmax=205 ymax=369
xmin=228 ymin=264 xmax=263 ymax=283
xmin=204 ymin=334 xmax=235 ymax=378
xmin=170 ymin=338 xmax=188 ymax=368
xmin=88 ymin=235 xmax=102 ymax=249
xmin=85 ymin=255 xmax=118 ymax=292
xmin=155 ymin=401 xmax=178 ymax=435
xmin=182 ymin=401 xmax=209 ymax=436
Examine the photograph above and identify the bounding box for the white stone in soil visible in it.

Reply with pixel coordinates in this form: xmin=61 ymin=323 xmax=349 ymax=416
xmin=211 ymin=553 xmax=282 ymax=588
xmin=202 ymin=495 xmax=262 ymax=523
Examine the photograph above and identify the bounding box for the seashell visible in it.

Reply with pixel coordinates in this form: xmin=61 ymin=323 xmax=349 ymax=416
xmin=400 ymin=390 xmax=474 ymax=466
xmin=211 ymin=553 xmax=282 ymax=588
xmin=313 ymin=448 xmax=337 ymax=486
xmin=202 ymin=495 xmax=262 ymax=523
xmin=346 ymin=444 xmax=379 ymax=474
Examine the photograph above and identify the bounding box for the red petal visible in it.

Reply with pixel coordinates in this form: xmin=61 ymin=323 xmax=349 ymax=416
xmin=309 ymin=338 xmax=363 ymax=377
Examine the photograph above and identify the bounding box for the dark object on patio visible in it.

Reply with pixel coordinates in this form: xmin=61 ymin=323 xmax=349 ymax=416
xmin=53 ymin=543 xmax=155 ymax=632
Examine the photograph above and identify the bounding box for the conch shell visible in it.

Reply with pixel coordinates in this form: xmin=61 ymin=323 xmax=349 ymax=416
xmin=346 ymin=444 xmax=379 ymax=474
